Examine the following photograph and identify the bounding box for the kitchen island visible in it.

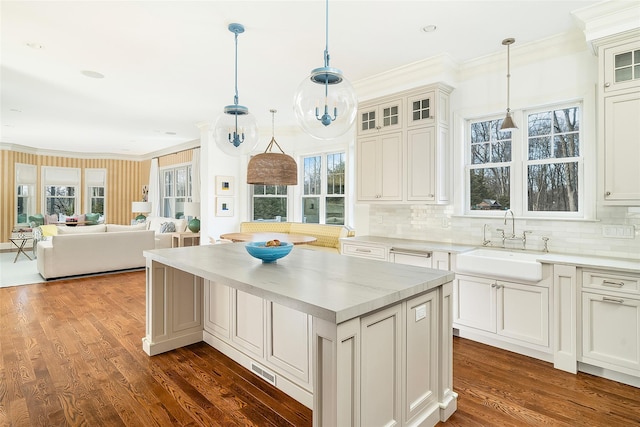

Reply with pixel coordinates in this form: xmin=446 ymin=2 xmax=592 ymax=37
xmin=143 ymin=243 xmax=456 ymax=427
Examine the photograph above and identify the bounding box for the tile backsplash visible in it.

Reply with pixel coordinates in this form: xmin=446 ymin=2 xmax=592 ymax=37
xmin=367 ymin=204 xmax=640 ymax=261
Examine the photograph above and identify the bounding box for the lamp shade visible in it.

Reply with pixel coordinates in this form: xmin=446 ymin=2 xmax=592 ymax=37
xmin=247 ymin=152 xmax=298 ymax=185
xmin=132 ymin=201 xmax=151 ymax=213
xmin=184 ymin=202 xmax=200 ymax=218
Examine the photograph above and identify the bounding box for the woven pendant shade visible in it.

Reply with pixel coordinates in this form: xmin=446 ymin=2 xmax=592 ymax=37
xmin=247 ymin=146 xmax=298 ymax=185
xmin=247 ymin=109 xmax=298 ymax=185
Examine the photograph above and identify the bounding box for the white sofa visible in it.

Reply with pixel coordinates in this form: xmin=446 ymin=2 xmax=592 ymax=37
xmin=36 ymin=224 xmax=155 ymax=279
xmin=145 ymin=216 xmax=188 ymax=249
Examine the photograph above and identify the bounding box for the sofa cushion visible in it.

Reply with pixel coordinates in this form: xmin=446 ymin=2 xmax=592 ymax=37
xmin=57 ymin=224 xmax=107 ymax=234
xmin=44 ymin=214 xmax=58 ymax=225
xmin=107 ymin=223 xmax=146 ymax=232
xmin=147 ymin=216 xmax=187 ymax=233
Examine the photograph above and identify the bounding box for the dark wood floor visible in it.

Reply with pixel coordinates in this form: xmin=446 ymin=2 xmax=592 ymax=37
xmin=1 ymin=271 xmax=639 ymax=426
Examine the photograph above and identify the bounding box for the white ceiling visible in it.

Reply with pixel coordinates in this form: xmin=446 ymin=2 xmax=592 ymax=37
xmin=1 ymin=0 xmax=601 ymax=157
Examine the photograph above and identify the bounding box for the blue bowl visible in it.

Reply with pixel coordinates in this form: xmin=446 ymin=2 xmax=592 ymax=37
xmin=245 ymin=241 xmax=293 ymax=263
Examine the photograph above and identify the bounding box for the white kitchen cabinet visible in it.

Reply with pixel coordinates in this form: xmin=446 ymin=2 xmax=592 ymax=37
xmin=356 ymin=83 xmax=452 ymax=204
xmin=595 ymin=33 xmax=640 ymax=205
xmin=357 ymin=98 xmax=403 ymax=136
xmin=341 ymin=240 xmax=388 ymax=260
xmin=453 ymin=274 xmax=550 ymax=348
xmin=580 ymin=269 xmax=640 ymax=377
xmin=204 ymin=279 xmax=231 ymax=340
xmin=407 ymin=126 xmax=450 ymax=203
xmin=233 ymin=289 xmax=265 ymax=358
xmin=357 ymin=131 xmax=403 ymax=201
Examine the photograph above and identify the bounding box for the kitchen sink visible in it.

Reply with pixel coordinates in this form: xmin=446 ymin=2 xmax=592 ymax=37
xmin=455 ymin=248 xmax=543 ymax=282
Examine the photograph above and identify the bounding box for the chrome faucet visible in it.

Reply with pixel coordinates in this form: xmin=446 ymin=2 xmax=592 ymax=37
xmin=482 ymin=224 xmax=491 ymax=246
xmin=504 ymin=209 xmax=515 ymax=238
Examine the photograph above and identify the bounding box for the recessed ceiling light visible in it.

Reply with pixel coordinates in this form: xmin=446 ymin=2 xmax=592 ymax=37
xmin=165 ymin=131 xmax=177 ymax=135
xmin=422 ymin=25 xmax=437 ymax=33
xmin=26 ymin=42 xmax=44 ymax=49
xmin=9 ymin=108 xmax=22 ymax=113
xmin=81 ymin=70 xmax=105 ymax=79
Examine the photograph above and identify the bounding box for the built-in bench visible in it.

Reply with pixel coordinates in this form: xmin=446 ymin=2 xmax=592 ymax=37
xmin=238 ymin=222 xmax=354 ymax=253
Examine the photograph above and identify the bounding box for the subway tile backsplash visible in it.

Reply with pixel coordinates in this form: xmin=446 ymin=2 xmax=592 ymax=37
xmin=368 ymin=204 xmax=640 ymax=261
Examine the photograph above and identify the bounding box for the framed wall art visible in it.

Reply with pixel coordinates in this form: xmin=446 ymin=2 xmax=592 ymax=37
xmin=215 ymin=176 xmax=235 ymax=195
xmin=216 ymin=197 xmax=234 ymax=217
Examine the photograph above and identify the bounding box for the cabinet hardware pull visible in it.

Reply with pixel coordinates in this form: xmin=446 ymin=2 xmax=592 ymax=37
xmin=355 ymin=248 xmax=371 ymax=253
xmin=605 ymin=191 xmax=611 ymax=196
xmin=602 ymin=297 xmax=624 ymax=304
xmin=604 ymin=82 xmax=611 ymax=88
xmin=602 ymin=280 xmax=624 ymax=288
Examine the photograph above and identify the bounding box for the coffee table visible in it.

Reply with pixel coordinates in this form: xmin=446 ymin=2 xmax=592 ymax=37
xmin=9 ymin=237 xmax=33 ymax=263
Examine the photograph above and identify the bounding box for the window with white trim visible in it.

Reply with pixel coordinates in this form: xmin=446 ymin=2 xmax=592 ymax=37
xmin=161 ymin=164 xmax=192 ymax=219
xmin=466 ymin=102 xmax=583 ymax=217
xmin=42 ymin=166 xmax=80 ymax=217
xmin=302 ymin=151 xmax=345 ymax=224
xmin=85 ymin=168 xmax=106 ymax=217
xmin=16 ymin=163 xmax=36 ymax=224
xmin=252 ymin=185 xmax=288 ymax=221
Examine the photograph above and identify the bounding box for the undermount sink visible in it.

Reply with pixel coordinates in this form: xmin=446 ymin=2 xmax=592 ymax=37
xmin=455 ymin=248 xmax=543 ymax=282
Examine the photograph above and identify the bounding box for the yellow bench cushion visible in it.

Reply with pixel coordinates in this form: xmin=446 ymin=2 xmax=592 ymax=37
xmin=289 ymin=223 xmax=347 ymax=249
xmin=240 ymin=222 xmax=292 ymax=233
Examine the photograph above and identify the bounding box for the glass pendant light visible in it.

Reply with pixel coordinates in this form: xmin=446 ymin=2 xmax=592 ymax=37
xmin=214 ymin=23 xmax=259 ymax=156
xmin=293 ymin=0 xmax=357 ymax=140
xmin=247 ymin=109 xmax=298 ymax=186
xmin=500 ymin=38 xmax=518 ymax=131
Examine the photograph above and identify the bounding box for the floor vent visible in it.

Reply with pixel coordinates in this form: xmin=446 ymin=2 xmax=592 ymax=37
xmin=251 ymin=362 xmax=276 ymax=386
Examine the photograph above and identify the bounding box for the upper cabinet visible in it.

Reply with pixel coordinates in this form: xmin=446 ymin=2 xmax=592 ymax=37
xmin=595 ymin=31 xmax=640 ymax=205
xmin=357 ymin=98 xmax=403 ymax=136
xmin=356 ymin=83 xmax=453 ymax=204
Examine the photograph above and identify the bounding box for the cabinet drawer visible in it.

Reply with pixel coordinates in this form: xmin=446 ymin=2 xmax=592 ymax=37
xmin=582 ymin=270 xmax=640 ymax=295
xmin=342 ymin=243 xmax=387 ymax=260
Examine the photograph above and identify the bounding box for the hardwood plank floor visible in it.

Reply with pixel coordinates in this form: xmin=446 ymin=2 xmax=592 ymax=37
xmin=1 ymin=271 xmax=639 ymax=426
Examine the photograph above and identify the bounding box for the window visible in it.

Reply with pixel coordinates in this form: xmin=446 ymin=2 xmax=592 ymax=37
xmin=161 ymin=165 xmax=192 ymax=218
xmin=85 ymin=168 xmax=106 ymax=218
xmin=16 ymin=163 xmax=36 ymax=224
xmin=42 ymin=166 xmax=80 ymax=217
xmin=302 ymin=152 xmax=345 ymax=224
xmin=467 ymin=103 xmax=582 ymax=217
xmin=45 ymin=186 xmax=76 ymax=216
xmin=252 ymin=185 xmax=288 ymax=221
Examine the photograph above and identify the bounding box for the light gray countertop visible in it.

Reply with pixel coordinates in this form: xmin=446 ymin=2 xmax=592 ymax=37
xmin=341 ymin=235 xmax=639 ymax=274
xmin=341 ymin=235 xmax=476 ymax=254
xmin=144 ymin=243 xmax=454 ymax=324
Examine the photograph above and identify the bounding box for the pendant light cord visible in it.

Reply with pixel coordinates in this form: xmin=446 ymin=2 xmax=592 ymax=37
xmin=234 ymin=30 xmax=239 ymax=106
xmin=264 ymin=109 xmax=285 ymax=154
xmin=323 ymin=0 xmax=330 ymax=68
xmin=506 ymin=41 xmax=511 ymax=113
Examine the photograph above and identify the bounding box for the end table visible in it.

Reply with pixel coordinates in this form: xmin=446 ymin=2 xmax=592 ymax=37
xmin=171 ymin=231 xmax=200 ymax=248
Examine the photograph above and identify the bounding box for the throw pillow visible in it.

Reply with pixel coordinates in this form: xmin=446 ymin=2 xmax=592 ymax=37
xmin=44 ymin=214 xmax=58 ymax=225
xmin=85 ymin=213 xmax=99 ymax=225
xmin=159 ymin=222 xmax=176 ymax=233
xmin=40 ymin=224 xmax=58 ymax=237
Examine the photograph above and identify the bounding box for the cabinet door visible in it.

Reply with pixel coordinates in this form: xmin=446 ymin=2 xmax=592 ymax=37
xmin=404 ymin=292 xmax=438 ymax=424
xmin=358 ymin=99 xmax=403 ymax=136
xmin=360 ymin=303 xmax=402 ymax=427
xmin=602 ymin=38 xmax=640 ymax=93
xmin=357 ymin=132 xmax=403 ymax=201
xmin=232 ymin=289 xmax=265 ymax=357
xmin=582 ymin=292 xmax=640 ymax=372
xmin=496 ymin=281 xmax=549 ymax=347
xmin=266 ymin=301 xmax=311 ymax=385
xmin=453 ymin=275 xmax=495 ymax=332
xmin=407 ymin=91 xmax=435 ymax=128
xmin=407 ymin=127 xmax=436 ymax=201
xmin=603 ymin=91 xmax=640 ymax=203
xmin=204 ymin=280 xmax=231 ymax=340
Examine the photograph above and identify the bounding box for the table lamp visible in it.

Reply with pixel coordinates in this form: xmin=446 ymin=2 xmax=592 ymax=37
xmin=132 ymin=201 xmax=152 ymax=222
xmin=184 ymin=202 xmax=200 ymax=233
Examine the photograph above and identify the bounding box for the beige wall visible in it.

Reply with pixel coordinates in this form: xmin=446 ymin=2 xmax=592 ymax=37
xmin=1 ymin=148 xmax=195 ymax=244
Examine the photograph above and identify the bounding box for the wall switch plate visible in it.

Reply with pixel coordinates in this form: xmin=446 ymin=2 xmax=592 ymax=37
xmin=602 ymin=225 xmax=635 ymax=239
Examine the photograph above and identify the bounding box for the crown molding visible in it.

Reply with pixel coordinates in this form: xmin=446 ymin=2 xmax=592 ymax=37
xmin=0 ymin=139 xmax=200 ymax=162
xmin=573 ymin=0 xmax=640 ymax=50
